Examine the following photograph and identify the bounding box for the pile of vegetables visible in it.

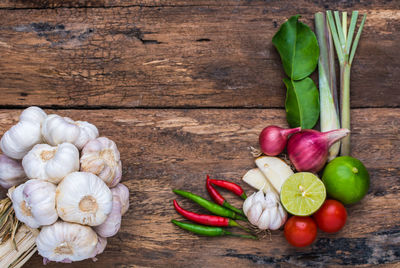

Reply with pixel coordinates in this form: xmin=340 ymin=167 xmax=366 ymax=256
xmin=0 ymin=107 xmax=129 ymax=266
xmin=172 ymin=11 xmax=370 ymax=248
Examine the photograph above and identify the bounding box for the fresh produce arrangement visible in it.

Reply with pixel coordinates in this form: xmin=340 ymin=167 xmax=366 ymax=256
xmin=172 ymin=11 xmax=370 ymax=248
xmin=0 ymin=107 xmax=129 ymax=267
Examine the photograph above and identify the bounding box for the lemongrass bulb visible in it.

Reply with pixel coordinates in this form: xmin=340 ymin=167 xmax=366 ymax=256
xmin=1 ymin=121 xmax=42 ymax=159
xmin=111 ymin=183 xmax=129 ymax=215
xmin=36 ymin=221 xmax=98 ymax=262
xmin=80 ymin=137 xmax=122 ymax=187
xmin=56 ymin=172 xmax=112 ymax=226
xmin=20 ymin=106 xmax=47 ymax=124
xmin=42 ymin=114 xmax=99 ymax=149
xmin=22 ymin=143 xmax=79 ymax=184
xmin=0 ymin=154 xmax=26 ymax=189
xmin=11 ymin=179 xmax=57 ymax=228
xmin=94 ymin=196 xmax=122 ymax=237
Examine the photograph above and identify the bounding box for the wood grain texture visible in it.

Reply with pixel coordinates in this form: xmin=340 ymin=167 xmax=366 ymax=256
xmin=0 ymin=1 xmax=399 ymax=108
xmin=1 ymin=108 xmax=398 ymax=267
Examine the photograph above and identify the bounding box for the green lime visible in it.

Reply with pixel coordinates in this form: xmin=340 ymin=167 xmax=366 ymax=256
xmin=280 ymin=172 xmax=326 ymax=216
xmin=322 ymin=156 xmax=370 ymax=204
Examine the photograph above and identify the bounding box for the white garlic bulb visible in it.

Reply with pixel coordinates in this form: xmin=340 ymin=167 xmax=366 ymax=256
xmin=0 ymin=154 xmax=26 ymax=189
xmin=36 ymin=221 xmax=98 ymax=262
xmin=243 ymin=188 xmax=287 ymax=230
xmin=80 ymin=137 xmax=122 ymax=187
xmin=56 ymin=172 xmax=112 ymax=226
xmin=42 ymin=114 xmax=99 ymax=149
xmin=111 ymin=183 xmax=129 ymax=215
xmin=94 ymin=196 xmax=122 ymax=237
xmin=19 ymin=106 xmax=47 ymax=123
xmin=11 ymin=179 xmax=58 ymax=228
xmin=22 ymin=143 xmax=79 ymax=184
xmin=0 ymin=107 xmax=47 ymax=159
xmin=1 ymin=121 xmax=42 ymax=159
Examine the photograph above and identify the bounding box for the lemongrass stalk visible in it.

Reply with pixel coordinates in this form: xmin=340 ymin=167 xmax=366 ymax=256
xmin=327 ymin=11 xmax=366 ymax=156
xmin=315 ymin=12 xmax=340 ymax=161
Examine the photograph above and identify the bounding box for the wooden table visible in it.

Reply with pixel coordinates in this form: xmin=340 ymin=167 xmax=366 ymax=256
xmin=0 ymin=1 xmax=399 ymax=267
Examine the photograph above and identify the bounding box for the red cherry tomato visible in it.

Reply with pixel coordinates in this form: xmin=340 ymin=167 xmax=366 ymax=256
xmin=313 ymin=199 xmax=347 ymax=233
xmin=284 ymin=216 xmax=317 ymax=247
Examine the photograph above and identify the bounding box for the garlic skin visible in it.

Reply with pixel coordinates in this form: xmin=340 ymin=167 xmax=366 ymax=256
xmin=94 ymin=196 xmax=122 ymax=237
xmin=42 ymin=114 xmax=99 ymax=149
xmin=1 ymin=121 xmax=42 ymax=159
xmin=56 ymin=172 xmax=112 ymax=226
xmin=22 ymin=143 xmax=79 ymax=184
xmin=0 ymin=154 xmax=26 ymax=189
xmin=11 ymin=179 xmax=58 ymax=228
xmin=36 ymin=221 xmax=98 ymax=262
xmin=80 ymin=137 xmax=122 ymax=187
xmin=20 ymin=106 xmax=47 ymax=124
xmin=90 ymin=236 xmax=107 ymax=259
xmin=111 ymin=183 xmax=129 ymax=215
xmin=243 ymin=188 xmax=287 ymax=231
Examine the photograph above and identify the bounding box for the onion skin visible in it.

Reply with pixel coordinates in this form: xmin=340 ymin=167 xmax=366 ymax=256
xmin=259 ymin=126 xmax=301 ymax=156
xmin=287 ymin=129 xmax=350 ymax=173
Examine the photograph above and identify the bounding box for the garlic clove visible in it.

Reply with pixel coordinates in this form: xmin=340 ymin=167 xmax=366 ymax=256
xmin=247 ymin=202 xmax=263 ymax=226
xmin=242 ymin=168 xmax=277 ymax=194
xmin=80 ymin=137 xmax=122 ymax=187
xmin=90 ymin=236 xmax=107 ymax=260
xmin=11 ymin=179 xmax=58 ymax=228
xmin=257 ymin=209 xmax=272 ymax=230
xmin=268 ymin=209 xmax=282 ymax=230
xmin=242 ymin=192 xmax=255 ymax=217
xmin=94 ymin=197 xmax=122 ymax=237
xmin=22 ymin=143 xmax=79 ymax=184
xmin=1 ymin=121 xmax=42 ymax=159
xmin=111 ymin=183 xmax=130 ymax=215
xmin=255 ymin=156 xmax=294 ymax=193
xmin=74 ymin=121 xmax=99 ymax=149
xmin=253 ymin=189 xmax=266 ymax=210
xmin=42 ymin=115 xmax=80 ymax=146
xmin=0 ymin=154 xmax=26 ymax=189
xmin=19 ymin=106 xmax=47 ymax=124
xmin=56 ymin=172 xmax=113 ymax=226
xmin=36 ymin=221 xmax=98 ymax=262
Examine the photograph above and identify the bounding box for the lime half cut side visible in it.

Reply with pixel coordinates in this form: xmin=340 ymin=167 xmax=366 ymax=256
xmin=280 ymin=172 xmax=326 ymax=216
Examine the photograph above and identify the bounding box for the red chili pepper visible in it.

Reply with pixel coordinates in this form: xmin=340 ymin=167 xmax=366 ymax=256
xmin=206 ymin=176 xmax=245 ymax=217
xmin=209 ymin=178 xmax=247 ymax=200
xmin=173 ymin=200 xmax=235 ymax=227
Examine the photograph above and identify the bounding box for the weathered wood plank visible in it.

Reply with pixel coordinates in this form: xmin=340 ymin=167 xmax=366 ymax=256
xmin=1 ymin=0 xmax=399 ymax=9
xmin=0 ymin=4 xmax=398 ymax=108
xmin=0 ymin=108 xmax=398 ymax=266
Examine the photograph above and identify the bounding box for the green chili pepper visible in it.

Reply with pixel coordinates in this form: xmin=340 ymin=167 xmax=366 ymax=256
xmin=173 ymin=189 xmax=247 ymax=221
xmin=171 ymin=220 xmax=257 ymax=239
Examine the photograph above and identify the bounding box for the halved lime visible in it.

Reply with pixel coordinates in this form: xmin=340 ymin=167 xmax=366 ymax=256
xmin=280 ymin=172 xmax=326 ymax=216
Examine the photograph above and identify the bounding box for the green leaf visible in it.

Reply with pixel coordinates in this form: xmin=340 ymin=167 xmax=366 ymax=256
xmin=284 ymin=77 xmax=320 ymax=129
xmin=272 ymin=15 xmax=319 ymax=80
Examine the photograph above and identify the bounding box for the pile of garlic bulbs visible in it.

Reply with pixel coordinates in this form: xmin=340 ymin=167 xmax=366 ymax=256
xmin=0 ymin=106 xmax=129 ymax=263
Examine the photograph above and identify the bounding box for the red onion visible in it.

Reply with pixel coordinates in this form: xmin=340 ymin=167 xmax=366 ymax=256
xmin=259 ymin=126 xmax=301 ymax=156
xmin=287 ymin=128 xmax=350 ymax=173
